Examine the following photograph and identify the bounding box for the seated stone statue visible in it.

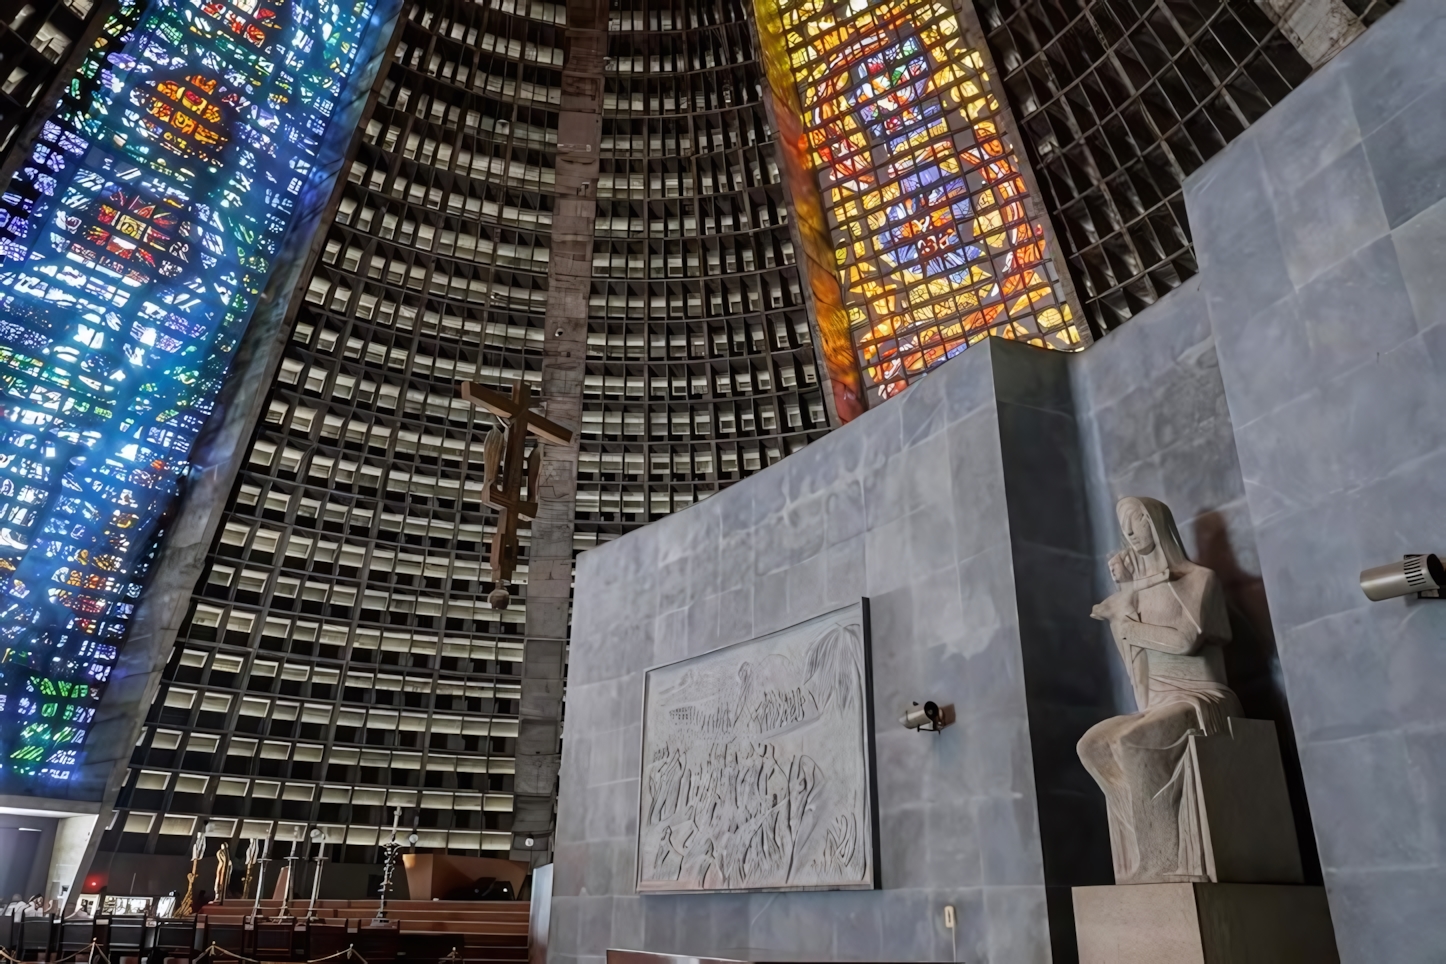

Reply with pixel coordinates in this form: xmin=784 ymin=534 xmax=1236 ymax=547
xmin=1078 ymin=496 xmax=1242 ymax=884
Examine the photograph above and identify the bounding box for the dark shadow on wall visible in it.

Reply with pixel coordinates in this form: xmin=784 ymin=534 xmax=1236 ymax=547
xmin=991 ymin=345 xmax=1118 ymax=964
xmin=1192 ymin=510 xmax=1323 ymax=886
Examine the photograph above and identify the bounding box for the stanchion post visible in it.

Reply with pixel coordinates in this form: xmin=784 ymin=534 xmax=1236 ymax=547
xmin=250 ymin=835 xmax=272 ymax=922
xmin=277 ymin=854 xmax=298 ymax=920
xmin=305 ymin=828 xmax=328 ymax=923
xmin=373 ymin=807 xmax=402 ymax=923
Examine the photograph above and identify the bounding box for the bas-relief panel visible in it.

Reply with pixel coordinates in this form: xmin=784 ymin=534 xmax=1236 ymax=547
xmin=636 ymin=600 xmax=878 ymax=894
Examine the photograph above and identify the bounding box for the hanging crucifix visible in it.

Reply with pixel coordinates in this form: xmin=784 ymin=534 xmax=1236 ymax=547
xmin=459 ymin=379 xmax=573 ymax=610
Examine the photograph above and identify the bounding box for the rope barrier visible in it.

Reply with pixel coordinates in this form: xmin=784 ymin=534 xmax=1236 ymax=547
xmin=2 ymin=935 xmax=391 ymax=964
xmin=312 ymin=948 xmax=368 ymax=964
xmin=0 ymin=947 xmax=88 ymax=964
xmin=0 ymin=936 xmax=123 ymax=964
xmin=195 ymin=942 xmax=369 ymax=964
xmin=0 ymin=943 xmax=96 ymax=963
xmin=195 ymin=942 xmax=260 ymax=964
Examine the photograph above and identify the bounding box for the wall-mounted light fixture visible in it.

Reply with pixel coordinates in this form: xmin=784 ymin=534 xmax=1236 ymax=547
xmin=1360 ymin=554 xmax=1444 ymax=601
xmin=899 ymin=701 xmax=952 ymax=733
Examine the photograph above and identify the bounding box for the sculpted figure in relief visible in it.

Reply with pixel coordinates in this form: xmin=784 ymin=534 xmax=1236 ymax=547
xmin=1078 ymin=496 xmax=1242 ymax=884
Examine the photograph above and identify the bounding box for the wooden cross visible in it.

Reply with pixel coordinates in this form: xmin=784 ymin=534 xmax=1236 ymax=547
xmin=458 ymin=380 xmax=573 ymax=608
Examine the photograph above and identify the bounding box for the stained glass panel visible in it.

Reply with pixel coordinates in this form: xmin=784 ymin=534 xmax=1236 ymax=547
xmin=760 ymin=0 xmax=1084 ymax=399
xmin=0 ymin=0 xmax=382 ymax=785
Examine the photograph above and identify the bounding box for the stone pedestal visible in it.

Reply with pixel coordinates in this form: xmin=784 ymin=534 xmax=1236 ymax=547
xmin=1187 ymin=717 xmax=1303 ymax=883
xmin=1073 ymin=883 xmax=1338 ymax=964
xmin=1075 ymin=718 xmax=1335 ymax=961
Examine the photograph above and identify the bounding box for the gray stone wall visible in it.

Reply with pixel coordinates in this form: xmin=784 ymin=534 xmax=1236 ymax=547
xmin=989 ymin=345 xmax=1114 ymax=912
xmin=1184 ymin=0 xmax=1446 ymax=957
xmin=558 ymin=344 xmax=1063 ymax=964
xmin=557 ymin=3 xmax=1446 ymax=960
xmin=553 ymin=285 xmax=1339 ymax=963
xmin=1070 ymin=278 xmax=1321 ymax=882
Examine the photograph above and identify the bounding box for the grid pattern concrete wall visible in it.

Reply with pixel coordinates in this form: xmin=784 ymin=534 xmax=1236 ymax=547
xmin=90 ymin=0 xmax=846 ymax=892
xmin=971 ymin=0 xmax=1328 ymax=335
xmin=0 ymin=0 xmax=106 ymax=163
xmin=579 ymin=0 xmax=837 ymax=549
xmin=93 ymin=0 xmax=564 ymax=884
xmin=971 ymin=0 xmax=1420 ymax=339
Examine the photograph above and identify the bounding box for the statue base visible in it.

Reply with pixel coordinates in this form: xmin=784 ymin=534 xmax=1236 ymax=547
xmin=1073 ymin=883 xmax=1338 ymax=963
xmin=1104 ymin=717 xmax=1306 ymax=884
xmin=1185 ymin=717 xmax=1303 ymax=883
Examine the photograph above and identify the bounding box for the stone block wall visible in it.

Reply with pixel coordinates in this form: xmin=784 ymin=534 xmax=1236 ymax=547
xmin=556 ymin=2 xmax=1446 ymax=961
xmin=1070 ymin=278 xmax=1321 ymax=883
xmin=558 ymin=344 xmax=1068 ymax=964
xmin=554 ymin=326 xmax=1273 ymax=964
xmin=1184 ymin=0 xmax=1446 ymax=956
xmin=554 ymin=308 xmax=1321 ymax=964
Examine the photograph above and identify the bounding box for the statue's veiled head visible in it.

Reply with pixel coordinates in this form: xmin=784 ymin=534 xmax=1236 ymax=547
xmin=1116 ymin=496 xmax=1191 ymax=573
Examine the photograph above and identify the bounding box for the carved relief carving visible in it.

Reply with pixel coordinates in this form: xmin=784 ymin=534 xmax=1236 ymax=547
xmin=637 ymin=602 xmax=876 ymax=893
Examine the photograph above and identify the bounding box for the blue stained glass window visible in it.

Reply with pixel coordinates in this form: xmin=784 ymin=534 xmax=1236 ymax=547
xmin=0 ymin=0 xmax=383 ymax=784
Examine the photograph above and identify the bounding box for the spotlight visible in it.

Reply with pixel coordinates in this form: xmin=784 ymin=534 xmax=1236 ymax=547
xmin=1360 ymin=554 xmax=1444 ymax=601
xmin=899 ymin=701 xmax=950 ymax=733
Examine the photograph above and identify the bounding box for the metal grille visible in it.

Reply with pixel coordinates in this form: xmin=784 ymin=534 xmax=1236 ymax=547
xmin=976 ymin=0 xmax=1312 ymax=334
xmin=579 ymin=0 xmax=834 ymax=548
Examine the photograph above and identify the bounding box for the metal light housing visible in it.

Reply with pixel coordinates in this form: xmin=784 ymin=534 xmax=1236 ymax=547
xmin=1360 ymin=554 xmax=1445 ymax=601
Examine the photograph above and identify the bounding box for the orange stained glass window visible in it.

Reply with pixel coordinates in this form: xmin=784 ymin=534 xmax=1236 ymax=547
xmin=763 ymin=0 xmax=1084 ymax=399
xmin=64 ymin=184 xmax=190 ymax=293
xmin=191 ymin=0 xmax=286 ymax=50
xmin=131 ymin=73 xmax=234 ymax=167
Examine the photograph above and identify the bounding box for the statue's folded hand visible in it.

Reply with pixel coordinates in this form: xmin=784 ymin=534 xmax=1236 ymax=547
xmin=1091 ymin=591 xmax=1139 ymax=624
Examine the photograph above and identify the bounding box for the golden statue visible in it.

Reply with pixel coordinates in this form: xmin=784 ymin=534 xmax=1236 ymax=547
xmin=177 ymin=831 xmax=206 ymax=916
xmin=213 ymin=842 xmax=231 ymax=906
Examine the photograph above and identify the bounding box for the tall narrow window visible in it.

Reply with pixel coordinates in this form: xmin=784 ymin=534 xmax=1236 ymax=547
xmin=0 ymin=0 xmax=384 ymax=785
xmin=759 ymin=0 xmax=1084 ymax=399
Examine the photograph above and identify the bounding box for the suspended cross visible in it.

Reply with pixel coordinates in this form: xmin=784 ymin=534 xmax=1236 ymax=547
xmin=458 ymin=380 xmax=573 ymax=610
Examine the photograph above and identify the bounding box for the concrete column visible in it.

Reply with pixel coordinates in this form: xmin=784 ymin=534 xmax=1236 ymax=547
xmin=1256 ymin=0 xmax=1365 ymax=68
xmin=512 ymin=0 xmax=607 ymax=866
xmin=49 ymin=814 xmax=98 ymax=903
